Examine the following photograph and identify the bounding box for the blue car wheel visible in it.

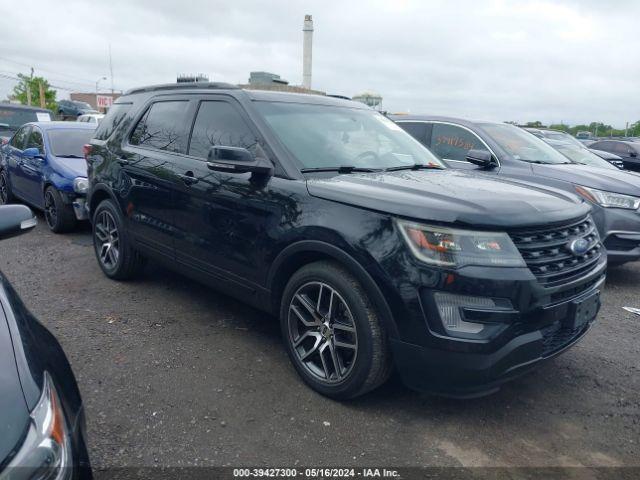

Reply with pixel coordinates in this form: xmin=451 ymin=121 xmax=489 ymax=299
xmin=43 ymin=186 xmax=76 ymax=233
xmin=0 ymin=170 xmax=13 ymax=205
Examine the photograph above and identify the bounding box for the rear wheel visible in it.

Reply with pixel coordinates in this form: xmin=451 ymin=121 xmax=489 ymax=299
xmin=280 ymin=261 xmax=392 ymax=399
xmin=43 ymin=186 xmax=76 ymax=233
xmin=0 ymin=170 xmax=13 ymax=204
xmin=92 ymin=199 xmax=144 ymax=280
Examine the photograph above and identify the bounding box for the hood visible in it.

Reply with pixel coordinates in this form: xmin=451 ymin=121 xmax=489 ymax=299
xmin=588 ymin=148 xmax=621 ymax=161
xmin=0 ymin=292 xmax=30 ymax=466
xmin=51 ymin=156 xmax=88 ymax=178
xmin=532 ymin=164 xmax=640 ymax=196
xmin=306 ymin=169 xmax=589 ymax=228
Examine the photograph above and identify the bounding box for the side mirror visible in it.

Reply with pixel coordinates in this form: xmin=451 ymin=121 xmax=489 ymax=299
xmin=22 ymin=147 xmax=43 ymax=159
xmin=629 ymin=150 xmax=637 ymax=158
xmin=207 ymin=146 xmax=273 ymax=176
xmin=0 ymin=205 xmax=37 ymax=241
xmin=466 ymin=149 xmax=496 ymax=168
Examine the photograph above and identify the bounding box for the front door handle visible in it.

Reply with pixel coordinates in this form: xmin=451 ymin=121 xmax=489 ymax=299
xmin=178 ymin=172 xmax=199 ymax=186
xmin=118 ymin=158 xmax=129 ymax=166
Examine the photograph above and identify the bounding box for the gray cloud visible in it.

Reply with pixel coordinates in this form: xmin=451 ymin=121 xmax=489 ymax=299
xmin=0 ymin=0 xmax=638 ymax=127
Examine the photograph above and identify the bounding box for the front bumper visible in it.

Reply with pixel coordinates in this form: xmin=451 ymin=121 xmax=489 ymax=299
xmin=592 ymin=205 xmax=640 ymax=265
xmin=388 ymin=254 xmax=606 ymax=397
xmin=72 ymin=198 xmax=88 ymax=221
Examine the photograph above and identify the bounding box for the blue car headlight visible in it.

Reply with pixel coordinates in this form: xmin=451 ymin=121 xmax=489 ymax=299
xmin=73 ymin=177 xmax=89 ymax=194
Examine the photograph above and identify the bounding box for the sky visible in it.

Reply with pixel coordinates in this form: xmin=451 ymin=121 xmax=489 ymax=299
xmin=0 ymin=0 xmax=638 ymax=128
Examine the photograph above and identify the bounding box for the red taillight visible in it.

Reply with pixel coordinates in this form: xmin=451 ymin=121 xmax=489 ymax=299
xmin=83 ymin=144 xmax=92 ymax=159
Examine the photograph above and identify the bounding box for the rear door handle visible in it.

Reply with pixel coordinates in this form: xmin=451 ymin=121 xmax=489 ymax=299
xmin=178 ymin=172 xmax=199 ymax=186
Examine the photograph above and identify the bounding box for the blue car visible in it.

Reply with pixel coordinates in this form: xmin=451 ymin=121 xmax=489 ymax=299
xmin=0 ymin=122 xmax=96 ymax=232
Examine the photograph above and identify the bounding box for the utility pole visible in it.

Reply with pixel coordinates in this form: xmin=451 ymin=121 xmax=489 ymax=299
xmin=38 ymin=81 xmax=45 ymax=108
xmin=109 ymin=43 xmax=114 ymax=95
xmin=26 ymin=67 xmax=34 ymax=106
xmin=625 ymin=121 xmax=629 ymax=137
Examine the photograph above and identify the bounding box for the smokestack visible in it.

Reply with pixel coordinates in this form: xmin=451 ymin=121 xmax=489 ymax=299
xmin=302 ymin=14 xmax=313 ymax=90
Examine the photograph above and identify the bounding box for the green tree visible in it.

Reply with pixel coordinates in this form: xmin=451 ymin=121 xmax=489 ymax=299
xmin=12 ymin=74 xmax=57 ymax=111
xmin=548 ymin=123 xmax=569 ymax=132
xmin=525 ymin=121 xmax=544 ymax=128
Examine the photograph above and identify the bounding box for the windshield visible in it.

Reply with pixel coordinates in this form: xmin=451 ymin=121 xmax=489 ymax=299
xmin=47 ymin=129 xmax=95 ymax=157
xmin=0 ymin=107 xmax=51 ymax=129
xmin=553 ymin=143 xmax=617 ymax=170
xmin=254 ymin=102 xmax=445 ymax=170
xmin=481 ymin=123 xmax=572 ymax=164
xmin=543 ymin=131 xmax=584 ymax=147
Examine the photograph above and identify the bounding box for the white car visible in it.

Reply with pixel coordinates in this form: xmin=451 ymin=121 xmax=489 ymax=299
xmin=76 ymin=113 xmax=105 ymax=125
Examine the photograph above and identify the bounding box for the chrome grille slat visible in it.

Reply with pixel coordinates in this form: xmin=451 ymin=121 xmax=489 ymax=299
xmin=509 ymin=216 xmax=602 ymax=286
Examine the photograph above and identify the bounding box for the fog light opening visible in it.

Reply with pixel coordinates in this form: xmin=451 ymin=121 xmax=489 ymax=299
xmin=434 ymin=292 xmax=511 ymax=337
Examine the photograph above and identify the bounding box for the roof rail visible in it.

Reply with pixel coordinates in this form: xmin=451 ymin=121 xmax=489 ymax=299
xmin=124 ymin=82 xmax=240 ymax=95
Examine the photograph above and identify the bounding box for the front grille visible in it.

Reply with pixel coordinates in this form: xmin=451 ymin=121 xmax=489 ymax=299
xmin=509 ymin=216 xmax=602 ymax=287
xmin=549 ymin=274 xmax=604 ymax=304
xmin=541 ymin=322 xmax=588 ymax=357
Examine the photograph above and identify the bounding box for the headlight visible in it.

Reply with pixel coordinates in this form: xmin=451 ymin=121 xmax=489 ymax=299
xmin=73 ymin=177 xmax=89 ymax=194
xmin=3 ymin=373 xmax=72 ymax=480
xmin=397 ymin=220 xmax=525 ymax=268
xmin=575 ymin=185 xmax=640 ymax=210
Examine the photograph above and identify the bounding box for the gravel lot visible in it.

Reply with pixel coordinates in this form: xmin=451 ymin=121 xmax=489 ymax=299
xmin=0 ymin=216 xmax=638 ymax=470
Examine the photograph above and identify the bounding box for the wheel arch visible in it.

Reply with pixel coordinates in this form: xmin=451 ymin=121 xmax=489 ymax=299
xmin=267 ymin=240 xmax=400 ymax=339
xmin=88 ymin=184 xmax=120 ymax=220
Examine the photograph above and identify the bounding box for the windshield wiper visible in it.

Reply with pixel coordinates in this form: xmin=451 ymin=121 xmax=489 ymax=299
xmin=56 ymin=154 xmax=83 ymax=158
xmin=385 ymin=164 xmax=443 ymax=172
xmin=300 ymin=166 xmax=382 ymax=173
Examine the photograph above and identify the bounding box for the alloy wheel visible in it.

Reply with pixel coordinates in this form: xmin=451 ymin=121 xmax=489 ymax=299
xmin=95 ymin=210 xmax=120 ymax=269
xmin=44 ymin=190 xmax=57 ymax=229
xmin=287 ymin=282 xmax=358 ymax=384
xmin=0 ymin=174 xmax=8 ymax=204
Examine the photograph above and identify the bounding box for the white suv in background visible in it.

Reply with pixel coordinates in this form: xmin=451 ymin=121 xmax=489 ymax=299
xmin=77 ymin=113 xmax=105 ymax=125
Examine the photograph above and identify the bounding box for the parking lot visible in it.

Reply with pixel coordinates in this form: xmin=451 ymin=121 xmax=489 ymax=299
xmin=0 ymin=215 xmax=638 ymax=469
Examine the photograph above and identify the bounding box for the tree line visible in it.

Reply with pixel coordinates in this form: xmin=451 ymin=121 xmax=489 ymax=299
xmin=514 ymin=120 xmax=640 ymax=138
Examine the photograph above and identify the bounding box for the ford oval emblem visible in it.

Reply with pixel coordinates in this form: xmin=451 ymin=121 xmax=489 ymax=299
xmin=568 ymin=238 xmax=590 ymax=256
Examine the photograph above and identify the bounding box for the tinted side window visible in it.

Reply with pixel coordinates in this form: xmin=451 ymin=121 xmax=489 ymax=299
xmin=130 ymin=101 xmax=189 ymax=153
xmin=10 ymin=126 xmax=30 ymax=149
xmin=188 ymin=101 xmax=256 ymax=160
xmin=612 ymin=143 xmax=630 ymax=155
xmin=430 ymin=123 xmax=488 ymax=161
xmin=398 ymin=122 xmax=427 ymax=144
xmin=26 ymin=128 xmax=44 ymax=152
xmin=94 ymin=103 xmax=132 ymax=140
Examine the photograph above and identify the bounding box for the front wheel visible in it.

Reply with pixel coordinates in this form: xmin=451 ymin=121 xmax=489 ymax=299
xmin=92 ymin=199 xmax=144 ymax=280
xmin=0 ymin=169 xmax=14 ymax=205
xmin=44 ymin=186 xmax=76 ymax=233
xmin=280 ymin=261 xmax=392 ymax=399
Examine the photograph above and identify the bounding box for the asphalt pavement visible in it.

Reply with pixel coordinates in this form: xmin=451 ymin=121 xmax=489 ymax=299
xmin=0 ymin=217 xmax=638 ymax=470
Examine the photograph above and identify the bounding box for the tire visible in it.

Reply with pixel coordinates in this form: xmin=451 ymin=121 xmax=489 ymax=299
xmin=43 ymin=186 xmax=77 ymax=233
xmin=280 ymin=260 xmax=392 ymax=399
xmin=92 ymin=199 xmax=144 ymax=280
xmin=0 ymin=169 xmax=14 ymax=205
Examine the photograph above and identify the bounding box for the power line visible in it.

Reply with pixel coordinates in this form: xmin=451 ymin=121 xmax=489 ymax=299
xmin=0 ymin=55 xmax=104 ymax=86
xmin=0 ymin=56 xmax=123 ymax=91
xmin=0 ymin=72 xmax=88 ymax=92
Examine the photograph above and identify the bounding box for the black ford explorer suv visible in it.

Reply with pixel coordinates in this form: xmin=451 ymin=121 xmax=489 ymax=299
xmin=85 ymin=83 xmax=606 ymax=398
